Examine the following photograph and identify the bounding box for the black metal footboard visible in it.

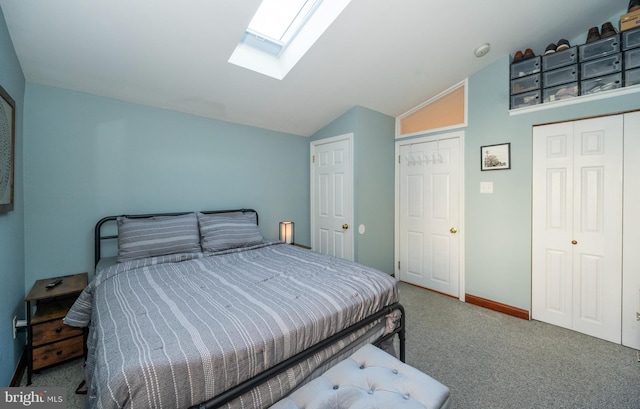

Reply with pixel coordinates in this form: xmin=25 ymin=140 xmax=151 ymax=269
xmin=191 ymin=302 xmax=406 ymax=409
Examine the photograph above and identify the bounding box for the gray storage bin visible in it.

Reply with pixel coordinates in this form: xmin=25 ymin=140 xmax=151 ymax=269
xmin=580 ymin=53 xmax=621 ymax=80
xmin=580 ymin=72 xmax=622 ymax=95
xmin=511 ymin=73 xmax=540 ymax=94
xmin=543 ymin=83 xmax=579 ymax=103
xmin=625 ymin=67 xmax=640 ymax=86
xmin=579 ymin=34 xmax=620 ymax=62
xmin=510 ymin=89 xmax=540 ymax=109
xmin=542 ymin=47 xmax=578 ymax=71
xmin=624 ymin=48 xmax=640 ymax=70
xmin=510 ymin=56 xmax=541 ymax=79
xmin=622 ymin=27 xmax=640 ymax=50
xmin=543 ymin=64 xmax=578 ymax=87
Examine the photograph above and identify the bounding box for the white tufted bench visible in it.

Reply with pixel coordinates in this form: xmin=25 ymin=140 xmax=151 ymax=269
xmin=270 ymin=344 xmax=450 ymax=409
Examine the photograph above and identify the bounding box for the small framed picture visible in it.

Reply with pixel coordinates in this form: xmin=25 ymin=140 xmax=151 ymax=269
xmin=481 ymin=143 xmax=510 ymax=171
xmin=0 ymin=85 xmax=15 ymax=213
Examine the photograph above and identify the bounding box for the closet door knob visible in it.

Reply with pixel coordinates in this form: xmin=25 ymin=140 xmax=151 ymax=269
xmin=342 ymin=224 xmax=349 ymax=230
xmin=450 ymin=227 xmax=457 ymax=234
xmin=571 ymin=240 xmax=578 ymax=245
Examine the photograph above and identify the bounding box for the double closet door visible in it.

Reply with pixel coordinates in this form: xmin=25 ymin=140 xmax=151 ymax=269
xmin=532 ymin=116 xmax=623 ymax=344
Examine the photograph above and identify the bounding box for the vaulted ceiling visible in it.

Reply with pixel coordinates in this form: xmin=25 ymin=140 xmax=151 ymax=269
xmin=0 ymin=0 xmax=622 ymax=136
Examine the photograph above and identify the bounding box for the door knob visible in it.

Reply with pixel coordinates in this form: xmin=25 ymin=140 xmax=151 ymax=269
xmin=450 ymin=227 xmax=457 ymax=234
xmin=342 ymin=224 xmax=349 ymax=230
xmin=571 ymin=240 xmax=577 ymax=245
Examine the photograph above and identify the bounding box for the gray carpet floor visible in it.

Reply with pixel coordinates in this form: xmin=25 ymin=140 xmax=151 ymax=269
xmin=398 ymin=282 xmax=640 ymax=408
xmin=19 ymin=281 xmax=640 ymax=408
xmin=19 ymin=358 xmax=85 ymax=408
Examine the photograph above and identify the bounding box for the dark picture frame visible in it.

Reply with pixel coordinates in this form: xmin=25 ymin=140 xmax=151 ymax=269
xmin=481 ymin=143 xmax=510 ymax=171
xmin=0 ymin=85 xmax=15 ymax=213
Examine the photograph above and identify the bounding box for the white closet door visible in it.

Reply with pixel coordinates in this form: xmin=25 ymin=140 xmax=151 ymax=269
xmin=571 ymin=117 xmax=622 ymax=343
xmin=532 ymin=122 xmax=575 ymax=330
xmin=398 ymin=137 xmax=460 ymax=297
xmin=532 ymin=116 xmax=622 ymax=344
xmin=623 ymin=111 xmax=640 ymax=350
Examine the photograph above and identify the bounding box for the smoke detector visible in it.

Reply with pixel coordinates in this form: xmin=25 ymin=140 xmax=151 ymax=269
xmin=474 ymin=43 xmax=491 ymax=58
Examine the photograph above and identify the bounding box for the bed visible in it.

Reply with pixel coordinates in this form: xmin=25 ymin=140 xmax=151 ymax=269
xmin=65 ymin=209 xmax=405 ymax=409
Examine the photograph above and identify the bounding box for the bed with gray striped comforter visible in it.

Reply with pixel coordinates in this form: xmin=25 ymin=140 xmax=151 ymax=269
xmin=65 ymin=242 xmax=398 ymax=409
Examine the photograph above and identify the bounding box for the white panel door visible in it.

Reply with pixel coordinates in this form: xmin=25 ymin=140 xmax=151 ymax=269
xmin=622 ymin=111 xmax=640 ymax=350
xmin=532 ymin=122 xmax=574 ymax=330
xmin=398 ymin=137 xmax=460 ymax=297
xmin=532 ymin=116 xmax=622 ymax=344
xmin=311 ymin=135 xmax=353 ymax=260
xmin=571 ymin=117 xmax=622 ymax=342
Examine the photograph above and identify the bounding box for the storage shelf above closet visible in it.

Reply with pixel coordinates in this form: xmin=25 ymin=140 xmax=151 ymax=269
xmin=509 ymin=83 xmax=640 ymax=115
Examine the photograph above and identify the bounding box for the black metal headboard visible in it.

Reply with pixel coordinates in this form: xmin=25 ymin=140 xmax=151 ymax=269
xmin=94 ymin=209 xmax=258 ymax=267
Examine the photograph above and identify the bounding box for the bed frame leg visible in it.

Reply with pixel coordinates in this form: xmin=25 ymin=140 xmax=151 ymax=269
xmin=398 ymin=304 xmax=406 ymax=363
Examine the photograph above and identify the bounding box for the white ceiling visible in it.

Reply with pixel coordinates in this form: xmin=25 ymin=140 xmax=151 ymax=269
xmin=0 ymin=0 xmax=622 ymax=136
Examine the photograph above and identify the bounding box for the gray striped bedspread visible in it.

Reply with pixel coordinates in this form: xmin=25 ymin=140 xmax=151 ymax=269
xmin=65 ymin=242 xmax=399 ymax=409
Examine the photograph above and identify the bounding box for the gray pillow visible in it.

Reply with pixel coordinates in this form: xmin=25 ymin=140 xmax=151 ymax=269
xmin=117 ymin=212 xmax=201 ymax=262
xmin=198 ymin=212 xmax=263 ymax=253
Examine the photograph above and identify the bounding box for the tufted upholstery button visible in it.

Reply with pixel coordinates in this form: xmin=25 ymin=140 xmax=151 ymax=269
xmin=332 ymin=385 xmax=339 ymax=390
xmin=360 ymin=364 xmax=365 ymax=369
xmin=392 ymin=369 xmax=398 ymax=374
xmin=403 ymin=393 xmax=411 ymax=400
xmin=368 ymin=389 xmax=374 ymax=395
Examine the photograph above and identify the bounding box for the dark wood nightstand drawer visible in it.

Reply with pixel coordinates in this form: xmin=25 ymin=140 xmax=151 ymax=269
xmin=32 ymin=318 xmax=82 ymax=347
xmin=25 ymin=272 xmax=88 ymax=384
xmin=32 ymin=336 xmax=84 ymax=370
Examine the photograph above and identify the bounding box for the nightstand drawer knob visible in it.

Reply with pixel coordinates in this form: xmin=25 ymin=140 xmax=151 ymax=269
xmin=55 ymin=327 xmax=62 ymax=333
xmin=56 ymin=350 xmax=62 ymax=356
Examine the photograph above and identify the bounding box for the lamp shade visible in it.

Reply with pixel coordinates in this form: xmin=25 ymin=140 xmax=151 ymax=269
xmin=279 ymin=221 xmax=294 ymax=244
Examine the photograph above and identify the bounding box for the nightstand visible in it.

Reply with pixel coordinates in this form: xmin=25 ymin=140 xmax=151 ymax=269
xmin=25 ymin=272 xmax=88 ymax=385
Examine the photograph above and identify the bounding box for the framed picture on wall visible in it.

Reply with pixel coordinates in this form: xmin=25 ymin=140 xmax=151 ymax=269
xmin=0 ymin=85 xmax=15 ymax=213
xmin=481 ymin=143 xmax=510 ymax=171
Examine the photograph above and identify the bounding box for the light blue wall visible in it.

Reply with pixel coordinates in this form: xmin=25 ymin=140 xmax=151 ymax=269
xmin=465 ymin=55 xmax=640 ymax=310
xmin=311 ymin=106 xmax=395 ymax=274
xmin=23 ymin=84 xmax=310 ymax=287
xmin=0 ymin=7 xmax=25 ymax=386
xmin=4 ymin=5 xmax=634 ymax=388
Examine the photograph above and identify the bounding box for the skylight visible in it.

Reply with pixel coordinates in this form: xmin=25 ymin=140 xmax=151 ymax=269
xmin=248 ymin=0 xmax=320 ymax=47
xmin=229 ymin=0 xmax=352 ymax=80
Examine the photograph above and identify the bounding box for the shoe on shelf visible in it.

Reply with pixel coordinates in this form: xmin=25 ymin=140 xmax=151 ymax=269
xmin=586 ymin=26 xmax=601 ymax=43
xmin=556 ymin=39 xmax=570 ymax=51
xmin=512 ymin=50 xmax=524 ymax=63
xmin=523 ymin=48 xmax=535 ymax=59
xmin=544 ymin=43 xmax=557 ymax=55
xmin=600 ymin=22 xmax=617 ymax=38
xmin=629 ymin=0 xmax=640 ymax=12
